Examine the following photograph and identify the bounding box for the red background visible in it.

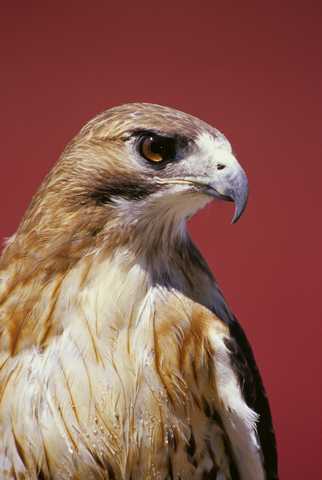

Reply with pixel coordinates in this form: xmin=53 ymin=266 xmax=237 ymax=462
xmin=1 ymin=3 xmax=321 ymax=478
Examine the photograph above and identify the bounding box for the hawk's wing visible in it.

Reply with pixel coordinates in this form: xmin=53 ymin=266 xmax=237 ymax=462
xmin=211 ymin=287 xmax=278 ymax=480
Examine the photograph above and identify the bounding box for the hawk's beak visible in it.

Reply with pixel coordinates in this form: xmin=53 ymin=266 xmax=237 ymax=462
xmin=227 ymin=169 xmax=248 ymax=223
xmin=158 ymin=152 xmax=248 ymax=223
xmin=204 ymin=158 xmax=249 ymax=224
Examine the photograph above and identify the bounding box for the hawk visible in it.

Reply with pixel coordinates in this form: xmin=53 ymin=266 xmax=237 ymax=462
xmin=0 ymin=103 xmax=278 ymax=479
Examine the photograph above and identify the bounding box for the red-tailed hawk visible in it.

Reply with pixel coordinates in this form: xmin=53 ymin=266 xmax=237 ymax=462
xmin=0 ymin=103 xmax=277 ymax=479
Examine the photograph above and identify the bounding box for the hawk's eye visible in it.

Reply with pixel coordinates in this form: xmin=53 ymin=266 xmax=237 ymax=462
xmin=139 ymin=135 xmax=176 ymax=163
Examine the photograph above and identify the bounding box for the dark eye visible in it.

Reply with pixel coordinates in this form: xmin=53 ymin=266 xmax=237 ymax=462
xmin=139 ymin=135 xmax=176 ymax=163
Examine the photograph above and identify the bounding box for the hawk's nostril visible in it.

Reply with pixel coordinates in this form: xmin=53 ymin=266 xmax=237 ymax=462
xmin=216 ymin=163 xmax=226 ymax=171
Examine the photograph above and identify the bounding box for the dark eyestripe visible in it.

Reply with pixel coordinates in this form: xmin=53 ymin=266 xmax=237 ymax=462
xmin=89 ymin=177 xmax=159 ymax=204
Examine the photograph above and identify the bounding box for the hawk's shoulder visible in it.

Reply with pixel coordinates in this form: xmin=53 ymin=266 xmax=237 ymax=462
xmin=209 ymin=288 xmax=278 ymax=480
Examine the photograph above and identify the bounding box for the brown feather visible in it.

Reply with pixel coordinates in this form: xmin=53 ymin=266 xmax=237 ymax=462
xmin=0 ymin=103 xmax=262 ymax=479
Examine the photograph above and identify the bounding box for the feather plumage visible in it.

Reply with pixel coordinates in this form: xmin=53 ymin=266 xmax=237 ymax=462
xmin=0 ymin=103 xmax=277 ymax=479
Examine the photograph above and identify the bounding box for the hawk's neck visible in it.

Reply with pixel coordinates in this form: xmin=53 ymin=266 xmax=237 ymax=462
xmin=0 ymin=221 xmax=215 ymax=356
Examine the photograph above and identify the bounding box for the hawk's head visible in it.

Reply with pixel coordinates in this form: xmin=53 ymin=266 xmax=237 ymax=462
xmin=16 ymin=103 xmax=248 ymax=258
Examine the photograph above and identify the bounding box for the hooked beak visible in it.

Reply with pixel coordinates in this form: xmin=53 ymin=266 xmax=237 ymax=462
xmin=205 ymin=167 xmax=248 ymax=223
xmin=229 ymin=170 xmax=249 ymax=223
xmin=201 ymin=154 xmax=249 ymax=223
xmin=156 ymin=150 xmax=248 ymax=223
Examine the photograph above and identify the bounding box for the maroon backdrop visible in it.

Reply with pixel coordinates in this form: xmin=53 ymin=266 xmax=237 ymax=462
xmin=1 ymin=3 xmax=321 ymax=478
